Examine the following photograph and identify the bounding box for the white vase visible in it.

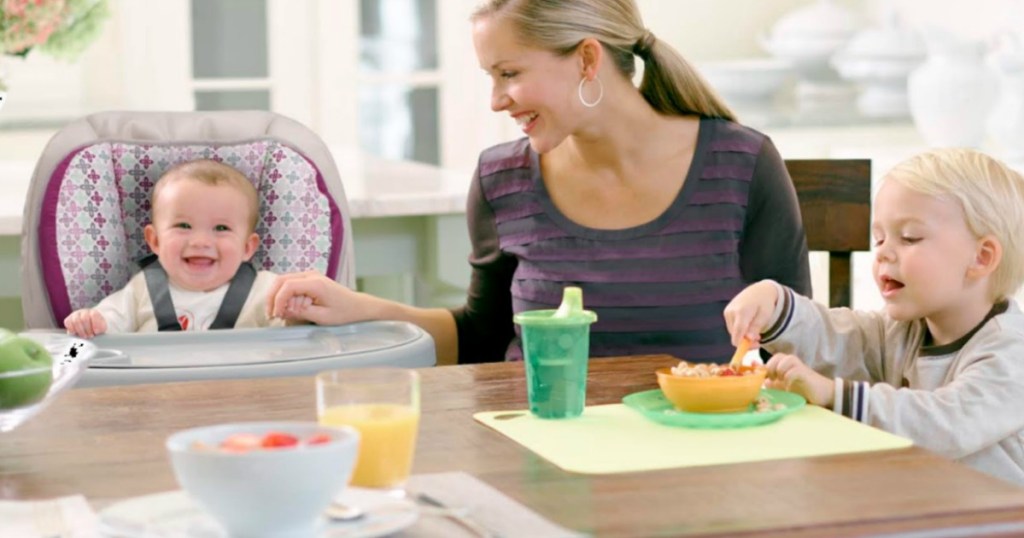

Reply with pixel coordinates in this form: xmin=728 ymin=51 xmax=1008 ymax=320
xmin=908 ymin=37 xmax=998 ymax=148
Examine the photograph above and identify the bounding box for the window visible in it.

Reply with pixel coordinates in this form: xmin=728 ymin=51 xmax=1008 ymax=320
xmin=190 ymin=0 xmax=271 ymax=111
xmin=357 ymin=0 xmax=440 ymax=164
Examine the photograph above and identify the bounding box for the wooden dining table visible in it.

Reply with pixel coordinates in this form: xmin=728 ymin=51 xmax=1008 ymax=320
xmin=4 ymin=355 xmax=1024 ymax=537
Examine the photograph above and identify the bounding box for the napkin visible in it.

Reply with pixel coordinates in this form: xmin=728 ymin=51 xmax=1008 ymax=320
xmin=0 ymin=495 xmax=99 ymax=538
xmin=401 ymin=472 xmax=583 ymax=538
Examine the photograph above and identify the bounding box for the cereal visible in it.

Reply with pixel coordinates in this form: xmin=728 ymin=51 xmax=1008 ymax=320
xmin=754 ymin=396 xmax=786 ymax=413
xmin=669 ymin=360 xmax=759 ymax=378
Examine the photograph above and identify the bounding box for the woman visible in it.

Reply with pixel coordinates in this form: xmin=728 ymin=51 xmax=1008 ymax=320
xmin=268 ymin=0 xmax=811 ymax=365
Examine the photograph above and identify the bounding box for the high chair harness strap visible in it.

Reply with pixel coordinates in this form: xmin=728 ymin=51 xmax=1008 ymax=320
xmin=137 ymin=254 xmax=258 ymax=331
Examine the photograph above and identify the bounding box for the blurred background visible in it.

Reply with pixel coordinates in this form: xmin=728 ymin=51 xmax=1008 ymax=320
xmin=1 ymin=0 xmax=1023 ymax=329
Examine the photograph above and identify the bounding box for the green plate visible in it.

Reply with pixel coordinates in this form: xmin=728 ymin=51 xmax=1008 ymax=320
xmin=622 ymin=389 xmax=806 ymax=429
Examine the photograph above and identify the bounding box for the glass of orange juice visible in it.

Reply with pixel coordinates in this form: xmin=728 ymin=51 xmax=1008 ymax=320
xmin=315 ymin=368 xmax=420 ymax=493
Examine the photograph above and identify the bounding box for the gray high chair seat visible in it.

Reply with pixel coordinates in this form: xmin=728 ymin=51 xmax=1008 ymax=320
xmin=21 ymin=111 xmax=434 ymax=385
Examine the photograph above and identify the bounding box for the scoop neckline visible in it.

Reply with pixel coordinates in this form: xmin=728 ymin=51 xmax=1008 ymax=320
xmin=531 ymin=116 xmax=713 ymax=241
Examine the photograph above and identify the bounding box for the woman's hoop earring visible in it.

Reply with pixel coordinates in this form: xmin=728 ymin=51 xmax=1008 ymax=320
xmin=578 ymin=76 xmax=604 ymax=108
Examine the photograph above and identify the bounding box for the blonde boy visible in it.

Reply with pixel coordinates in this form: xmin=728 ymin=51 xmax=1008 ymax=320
xmin=724 ymin=149 xmax=1024 ymax=485
xmin=64 ymin=159 xmax=286 ymax=336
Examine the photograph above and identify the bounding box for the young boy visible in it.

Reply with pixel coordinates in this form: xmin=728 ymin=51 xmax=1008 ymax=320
xmin=724 ymin=148 xmax=1024 ymax=485
xmin=64 ymin=159 xmax=288 ymax=336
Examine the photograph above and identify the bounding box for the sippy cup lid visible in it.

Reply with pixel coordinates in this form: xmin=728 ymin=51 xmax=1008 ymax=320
xmin=513 ymin=286 xmax=598 ymax=326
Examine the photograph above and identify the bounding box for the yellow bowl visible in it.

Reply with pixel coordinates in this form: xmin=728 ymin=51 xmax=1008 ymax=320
xmin=655 ymin=366 xmax=767 ymax=413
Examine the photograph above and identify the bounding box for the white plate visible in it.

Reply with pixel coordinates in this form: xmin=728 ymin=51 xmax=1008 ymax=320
xmin=98 ymin=488 xmax=419 ymax=538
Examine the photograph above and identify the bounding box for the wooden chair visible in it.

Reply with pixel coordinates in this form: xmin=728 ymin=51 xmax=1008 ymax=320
xmin=785 ymin=159 xmax=872 ymax=308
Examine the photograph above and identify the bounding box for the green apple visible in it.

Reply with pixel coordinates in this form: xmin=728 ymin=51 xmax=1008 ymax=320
xmin=0 ymin=331 xmax=54 ymax=409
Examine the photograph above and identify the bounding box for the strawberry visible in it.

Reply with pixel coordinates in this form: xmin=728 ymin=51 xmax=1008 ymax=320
xmin=260 ymin=432 xmax=300 ymax=448
xmin=306 ymin=433 xmax=332 ymax=445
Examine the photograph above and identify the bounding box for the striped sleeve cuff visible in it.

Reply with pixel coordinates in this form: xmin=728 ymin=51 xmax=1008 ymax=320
xmin=834 ymin=378 xmax=870 ymax=423
xmin=760 ymin=283 xmax=794 ymax=344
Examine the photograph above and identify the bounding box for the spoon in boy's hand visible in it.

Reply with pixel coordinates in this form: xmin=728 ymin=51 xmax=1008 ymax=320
xmin=729 ymin=337 xmax=751 ymax=369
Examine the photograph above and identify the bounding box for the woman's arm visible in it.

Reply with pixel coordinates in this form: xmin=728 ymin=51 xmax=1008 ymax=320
xmin=449 ymin=165 xmax=518 ymax=364
xmin=265 ymin=272 xmax=459 ymax=364
xmin=738 ymin=137 xmax=813 ymax=297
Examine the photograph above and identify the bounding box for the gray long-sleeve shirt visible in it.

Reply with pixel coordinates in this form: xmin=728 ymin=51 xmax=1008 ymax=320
xmin=763 ymin=284 xmax=1024 ymax=486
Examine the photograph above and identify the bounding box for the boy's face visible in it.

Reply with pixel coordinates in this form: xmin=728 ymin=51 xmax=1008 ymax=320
xmin=871 ymin=180 xmax=981 ymax=321
xmin=144 ymin=178 xmax=259 ymax=292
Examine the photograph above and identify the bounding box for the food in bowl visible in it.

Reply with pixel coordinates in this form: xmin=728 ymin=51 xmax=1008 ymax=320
xmin=166 ymin=421 xmax=360 ymax=538
xmin=0 ymin=328 xmax=54 ymax=409
xmin=191 ymin=431 xmax=334 ymax=452
xmin=0 ymin=334 xmax=94 ymax=433
xmin=669 ymin=361 xmax=759 ymax=378
xmin=656 ymin=361 xmax=768 ymax=413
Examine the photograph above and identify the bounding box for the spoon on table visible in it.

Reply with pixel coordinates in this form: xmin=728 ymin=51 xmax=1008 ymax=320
xmin=325 ymin=495 xmax=464 ymax=523
xmin=729 ymin=337 xmax=752 ymax=369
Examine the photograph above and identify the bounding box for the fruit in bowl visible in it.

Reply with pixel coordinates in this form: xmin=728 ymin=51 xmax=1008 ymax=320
xmin=0 ymin=333 xmax=95 ymax=433
xmin=0 ymin=329 xmax=54 ymax=409
xmin=656 ymin=361 xmax=768 ymax=413
xmin=166 ymin=421 xmax=360 ymax=538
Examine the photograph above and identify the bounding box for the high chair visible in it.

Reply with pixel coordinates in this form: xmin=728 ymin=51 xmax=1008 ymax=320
xmin=20 ymin=110 xmax=356 ymax=330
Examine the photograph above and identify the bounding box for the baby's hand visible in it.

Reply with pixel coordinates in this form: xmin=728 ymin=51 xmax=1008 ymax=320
xmin=722 ymin=280 xmax=780 ymax=347
xmin=64 ymin=309 xmax=108 ymax=339
xmin=764 ymin=353 xmax=834 ymax=407
xmin=285 ymin=294 xmax=314 ymax=317
xmin=279 ymin=294 xmax=314 ymax=326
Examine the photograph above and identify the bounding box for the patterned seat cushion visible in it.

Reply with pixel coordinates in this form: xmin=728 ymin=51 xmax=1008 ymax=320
xmin=38 ymin=140 xmax=343 ymax=322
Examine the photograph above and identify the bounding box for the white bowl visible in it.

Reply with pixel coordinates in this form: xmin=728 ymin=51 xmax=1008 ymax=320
xmin=699 ymin=59 xmax=794 ymax=101
xmin=760 ymin=32 xmax=850 ymax=81
xmin=760 ymin=0 xmax=861 ymax=83
xmin=166 ymin=421 xmax=360 ymax=538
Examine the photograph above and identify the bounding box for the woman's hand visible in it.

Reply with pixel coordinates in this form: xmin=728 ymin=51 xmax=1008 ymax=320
xmin=722 ymin=280 xmax=779 ymax=348
xmin=764 ymin=353 xmax=834 ymax=407
xmin=266 ymin=271 xmax=368 ymax=326
xmin=64 ymin=309 xmax=108 ymax=338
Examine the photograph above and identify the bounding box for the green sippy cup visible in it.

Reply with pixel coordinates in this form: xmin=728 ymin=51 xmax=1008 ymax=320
xmin=513 ymin=287 xmax=598 ymax=419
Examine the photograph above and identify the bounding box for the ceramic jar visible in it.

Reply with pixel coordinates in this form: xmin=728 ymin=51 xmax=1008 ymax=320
xmin=831 ymin=15 xmax=925 ymax=118
xmin=760 ymin=0 xmax=861 ymax=85
xmin=908 ymin=34 xmax=997 ymax=148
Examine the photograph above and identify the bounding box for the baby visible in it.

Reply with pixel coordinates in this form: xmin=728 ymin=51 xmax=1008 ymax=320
xmin=724 ymin=149 xmax=1024 ymax=485
xmin=64 ymin=159 xmax=288 ymax=336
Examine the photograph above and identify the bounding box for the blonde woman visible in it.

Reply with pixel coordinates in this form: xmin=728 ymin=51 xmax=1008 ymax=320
xmin=269 ymin=0 xmax=811 ymax=365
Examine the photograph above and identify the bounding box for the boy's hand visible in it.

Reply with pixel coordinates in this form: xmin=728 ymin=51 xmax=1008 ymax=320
xmin=723 ymin=280 xmax=779 ymax=347
xmin=64 ymin=309 xmax=108 ymax=339
xmin=765 ymin=353 xmax=834 ymax=407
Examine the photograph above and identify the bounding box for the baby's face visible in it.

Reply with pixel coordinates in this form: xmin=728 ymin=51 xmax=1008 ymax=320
xmin=870 ymin=180 xmax=979 ymax=321
xmin=144 ymin=180 xmax=258 ymax=292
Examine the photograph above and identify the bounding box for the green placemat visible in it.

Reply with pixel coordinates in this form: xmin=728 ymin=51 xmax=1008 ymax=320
xmin=474 ymin=403 xmax=912 ymax=474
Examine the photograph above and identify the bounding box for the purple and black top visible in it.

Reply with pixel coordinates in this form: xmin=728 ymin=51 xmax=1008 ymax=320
xmin=451 ymin=117 xmax=811 ymax=363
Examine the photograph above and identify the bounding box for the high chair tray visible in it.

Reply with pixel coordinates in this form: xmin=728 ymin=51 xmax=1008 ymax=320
xmin=34 ymin=322 xmax=436 ymax=387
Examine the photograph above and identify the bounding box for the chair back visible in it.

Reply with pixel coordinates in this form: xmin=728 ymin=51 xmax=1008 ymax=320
xmin=785 ymin=159 xmax=872 ymax=308
xmin=21 ymin=111 xmax=355 ymax=329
